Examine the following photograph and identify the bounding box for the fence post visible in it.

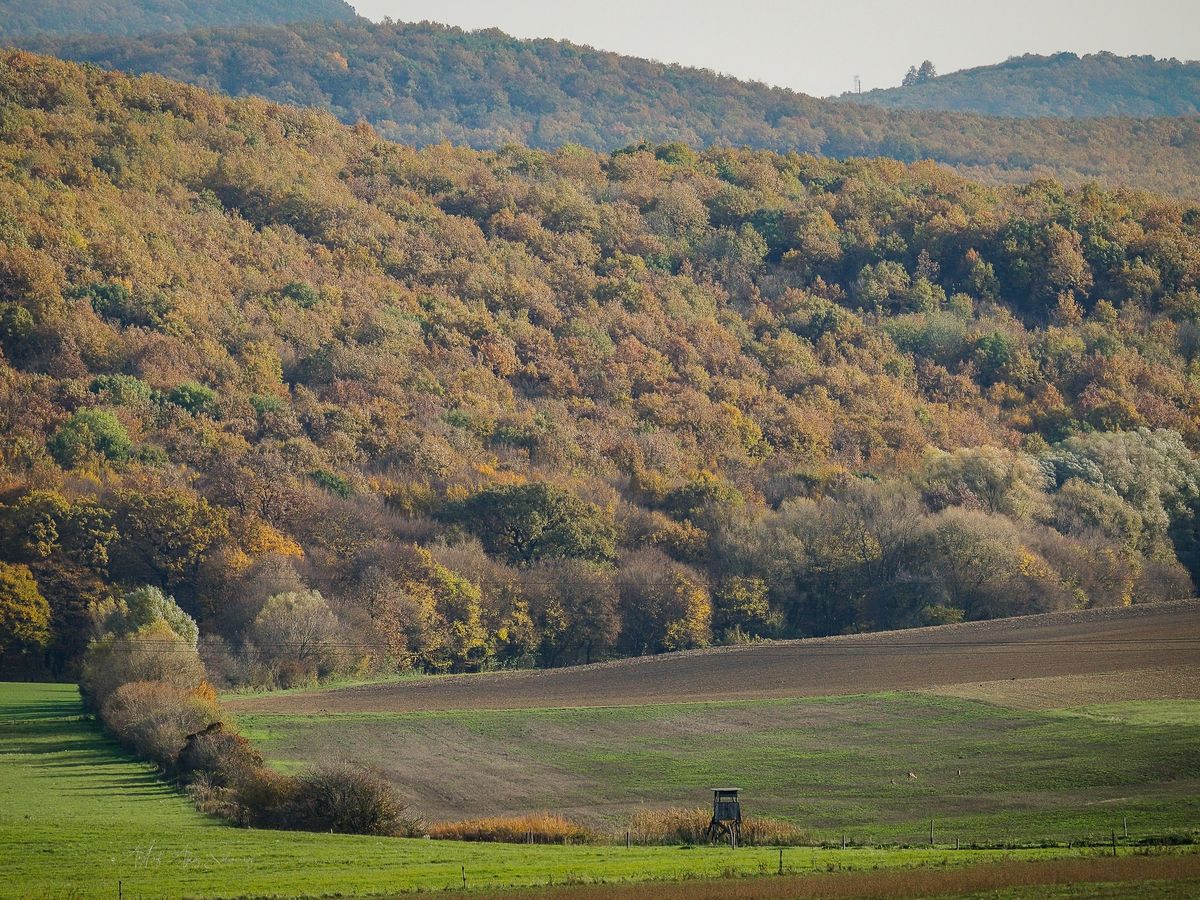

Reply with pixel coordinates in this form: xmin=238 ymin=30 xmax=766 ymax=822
xmin=1123 ymin=817 xmax=1129 ymax=840
xmin=841 ymin=833 xmax=846 ymax=851
xmin=118 ymin=881 xmax=122 ymax=900
xmin=1112 ymin=830 xmax=1117 ymax=857
xmin=461 ymin=865 xmax=467 ymax=889
xmin=930 ymin=818 xmax=935 ymax=846
xmin=778 ymin=848 xmax=783 ymax=875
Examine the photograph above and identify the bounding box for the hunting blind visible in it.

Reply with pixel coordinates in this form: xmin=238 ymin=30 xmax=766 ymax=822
xmin=707 ymin=788 xmax=742 ymax=847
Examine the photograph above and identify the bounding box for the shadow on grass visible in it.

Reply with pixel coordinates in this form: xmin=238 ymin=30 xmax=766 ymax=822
xmin=0 ymin=701 xmax=82 ymax=723
xmin=0 ymin=715 xmax=111 ymax=756
xmin=66 ymin=785 xmax=176 ymax=799
xmin=3 ymin=702 xmax=180 ymax=794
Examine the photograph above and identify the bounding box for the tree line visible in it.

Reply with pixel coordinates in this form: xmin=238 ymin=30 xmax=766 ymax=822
xmin=0 ymin=0 xmax=356 ymax=40
xmin=844 ymin=52 xmax=1200 ymax=119
xmin=13 ymin=21 xmax=1200 ymax=197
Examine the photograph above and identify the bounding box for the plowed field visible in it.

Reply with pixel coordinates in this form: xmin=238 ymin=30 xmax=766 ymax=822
xmin=228 ymin=600 xmax=1200 ymax=715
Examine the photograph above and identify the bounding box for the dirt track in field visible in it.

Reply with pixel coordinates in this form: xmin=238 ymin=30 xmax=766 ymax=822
xmin=227 ymin=600 xmax=1200 ymax=714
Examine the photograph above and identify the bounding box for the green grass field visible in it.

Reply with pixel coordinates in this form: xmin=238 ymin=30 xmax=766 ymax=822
xmin=4 ymin=682 xmax=1197 ymax=898
xmin=236 ymin=693 xmax=1200 ymax=844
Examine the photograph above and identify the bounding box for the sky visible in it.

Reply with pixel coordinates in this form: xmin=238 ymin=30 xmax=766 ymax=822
xmin=349 ymin=0 xmax=1200 ymax=97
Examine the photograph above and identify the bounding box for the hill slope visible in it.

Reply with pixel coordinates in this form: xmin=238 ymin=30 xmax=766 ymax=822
xmin=15 ymin=20 xmax=1200 ymax=196
xmin=0 ymin=0 xmax=357 ymax=39
xmin=3 ymin=52 xmax=1200 ymax=690
xmin=842 ymin=53 xmax=1200 ymax=119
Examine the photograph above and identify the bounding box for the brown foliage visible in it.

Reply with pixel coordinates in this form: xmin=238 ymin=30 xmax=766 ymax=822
xmin=99 ymin=679 xmax=222 ymax=767
xmin=3 ymin=53 xmax=1200 ymax=685
xmin=80 ymin=621 xmax=207 ymax=711
xmin=177 ymin=721 xmax=265 ymax=788
xmin=277 ymin=763 xmax=421 ymax=836
xmin=429 ymin=813 xmax=595 ymax=845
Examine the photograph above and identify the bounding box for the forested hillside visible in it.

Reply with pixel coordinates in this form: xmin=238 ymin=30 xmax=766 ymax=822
xmin=0 ymin=0 xmax=357 ymax=39
xmin=3 ymin=53 xmax=1200 ymax=688
xmin=842 ymin=53 xmax=1200 ymax=119
xmin=17 ymin=21 xmax=1200 ymax=197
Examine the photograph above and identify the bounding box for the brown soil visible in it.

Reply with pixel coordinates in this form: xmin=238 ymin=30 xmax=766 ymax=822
xmin=451 ymin=854 xmax=1200 ymax=900
xmin=927 ymin=664 xmax=1200 ymax=709
xmin=228 ymin=600 xmax=1200 ymax=715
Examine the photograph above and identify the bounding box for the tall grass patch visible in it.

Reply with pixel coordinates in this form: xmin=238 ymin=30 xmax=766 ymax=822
xmin=430 ymin=813 xmax=598 ymax=844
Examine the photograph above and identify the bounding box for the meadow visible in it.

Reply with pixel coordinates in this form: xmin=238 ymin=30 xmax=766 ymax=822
xmin=237 ymin=693 xmax=1200 ymax=845
xmin=4 ymin=682 xmax=1197 ymax=898
xmin=227 ymin=604 xmax=1200 ymax=847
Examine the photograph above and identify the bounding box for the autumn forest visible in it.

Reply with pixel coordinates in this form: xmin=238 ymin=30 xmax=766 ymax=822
xmin=1 ymin=47 xmax=1200 ymax=694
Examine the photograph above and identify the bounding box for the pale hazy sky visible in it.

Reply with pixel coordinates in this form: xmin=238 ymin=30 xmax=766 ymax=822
xmin=349 ymin=0 xmax=1200 ymax=97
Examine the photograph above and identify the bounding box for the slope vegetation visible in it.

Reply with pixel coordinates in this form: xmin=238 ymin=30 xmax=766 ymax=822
xmin=0 ymin=0 xmax=357 ymax=40
xmin=14 ymin=21 xmax=1200 ymax=195
xmin=842 ymin=53 xmax=1200 ymax=119
xmin=4 ymin=53 xmax=1200 ymax=692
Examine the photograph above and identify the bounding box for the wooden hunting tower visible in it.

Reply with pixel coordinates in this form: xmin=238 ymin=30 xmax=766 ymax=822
xmin=707 ymin=788 xmax=742 ymax=847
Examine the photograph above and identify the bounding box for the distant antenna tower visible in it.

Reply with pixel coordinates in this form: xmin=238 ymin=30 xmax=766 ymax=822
xmin=854 ymin=75 xmax=862 ymax=94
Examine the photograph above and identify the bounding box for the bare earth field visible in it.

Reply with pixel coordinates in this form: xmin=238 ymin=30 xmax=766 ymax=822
xmin=928 ymin=664 xmax=1200 ymax=709
xmin=229 ymin=601 xmax=1200 ymax=715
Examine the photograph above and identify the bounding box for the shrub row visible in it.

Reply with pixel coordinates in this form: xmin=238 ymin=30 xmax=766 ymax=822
xmin=80 ymin=588 xmax=418 ymax=837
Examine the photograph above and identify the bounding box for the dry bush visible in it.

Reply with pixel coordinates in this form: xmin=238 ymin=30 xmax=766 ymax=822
xmin=99 ymin=679 xmax=222 ymax=767
xmin=1135 ymin=557 xmax=1195 ymax=603
xmin=186 ymin=773 xmax=243 ymax=821
xmin=235 ymin=767 xmax=300 ymax=828
xmin=197 ymin=634 xmax=244 ymax=689
xmin=177 ymin=721 xmax=265 ymax=789
xmin=429 ymin=813 xmax=596 ymax=844
xmin=628 ymin=807 xmax=810 ymax=846
xmin=280 ymin=763 xmax=421 ymax=836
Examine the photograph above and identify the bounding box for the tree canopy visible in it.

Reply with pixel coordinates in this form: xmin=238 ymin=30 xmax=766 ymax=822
xmin=0 ymin=563 xmax=50 ymax=659
xmin=451 ymin=484 xmax=617 ymax=566
xmin=2 ymin=53 xmax=1199 ymax=683
xmin=15 ymin=23 xmax=1200 ymax=197
xmin=845 ymin=52 xmax=1200 ymax=118
xmin=0 ymin=0 xmax=356 ymax=40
